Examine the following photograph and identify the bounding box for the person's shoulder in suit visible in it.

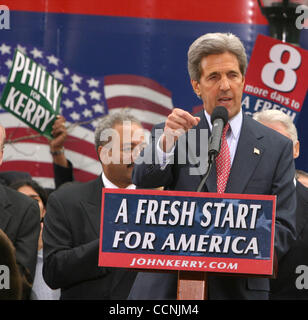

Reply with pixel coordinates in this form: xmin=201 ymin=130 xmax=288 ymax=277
xmin=0 ymin=183 xmax=40 ymax=298
xmin=297 ymin=179 xmax=308 ymax=198
xmin=44 ymin=177 xmax=102 ymax=232
xmin=244 ymin=114 xmax=292 ymax=145
xmin=51 ymin=176 xmax=100 ymax=197
xmin=0 ymin=183 xmax=39 ymax=212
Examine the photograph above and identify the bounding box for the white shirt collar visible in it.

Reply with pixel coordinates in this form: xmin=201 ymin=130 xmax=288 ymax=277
xmin=204 ymin=108 xmax=243 ymax=140
xmin=101 ymin=171 xmax=136 ymax=189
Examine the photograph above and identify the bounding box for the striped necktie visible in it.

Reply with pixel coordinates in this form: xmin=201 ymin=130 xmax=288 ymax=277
xmin=216 ymin=123 xmax=231 ymax=193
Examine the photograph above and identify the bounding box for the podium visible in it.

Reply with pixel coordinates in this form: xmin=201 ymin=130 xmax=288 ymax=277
xmin=178 ymin=271 xmax=208 ymax=300
xmin=99 ymin=188 xmax=277 ymax=300
xmin=177 ymin=254 xmax=278 ymax=300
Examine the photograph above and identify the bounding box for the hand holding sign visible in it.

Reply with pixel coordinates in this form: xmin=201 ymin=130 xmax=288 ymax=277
xmin=0 ymin=49 xmax=63 ymax=138
xmin=49 ymin=115 xmax=67 ymax=149
xmin=49 ymin=115 xmax=69 ymax=167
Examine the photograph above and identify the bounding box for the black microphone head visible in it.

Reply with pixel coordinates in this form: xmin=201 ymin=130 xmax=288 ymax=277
xmin=210 ymin=106 xmax=228 ymax=126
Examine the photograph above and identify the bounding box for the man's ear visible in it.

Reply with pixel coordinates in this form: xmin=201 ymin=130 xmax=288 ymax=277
xmin=191 ymin=79 xmax=201 ymax=97
xmin=293 ymin=140 xmax=300 ymax=159
xmin=98 ymin=145 xmax=108 ymax=162
xmin=97 ymin=145 xmax=102 ymax=159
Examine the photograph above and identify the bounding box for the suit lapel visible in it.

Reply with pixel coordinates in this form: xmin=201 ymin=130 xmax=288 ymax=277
xmin=80 ymin=177 xmax=103 ymax=237
xmin=225 ymin=115 xmax=264 ymax=194
xmin=0 ymin=185 xmax=12 ymax=230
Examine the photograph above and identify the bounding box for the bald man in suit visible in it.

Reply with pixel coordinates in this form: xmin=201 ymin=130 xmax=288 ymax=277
xmin=42 ymin=110 xmax=145 ymax=299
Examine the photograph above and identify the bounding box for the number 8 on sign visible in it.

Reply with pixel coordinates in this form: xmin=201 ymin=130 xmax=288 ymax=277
xmin=261 ymin=44 xmax=301 ymax=93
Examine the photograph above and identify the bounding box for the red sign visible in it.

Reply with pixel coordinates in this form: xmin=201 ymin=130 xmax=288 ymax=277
xmin=99 ymin=189 xmax=276 ymax=276
xmin=242 ymin=34 xmax=308 ymax=121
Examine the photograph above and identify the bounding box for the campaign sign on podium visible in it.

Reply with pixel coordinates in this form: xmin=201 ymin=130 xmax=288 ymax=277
xmin=99 ymin=189 xmax=276 ymax=276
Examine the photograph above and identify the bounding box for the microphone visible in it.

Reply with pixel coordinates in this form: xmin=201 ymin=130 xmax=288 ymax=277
xmin=208 ymin=106 xmax=229 ymax=159
xmin=196 ymin=106 xmax=228 ymax=192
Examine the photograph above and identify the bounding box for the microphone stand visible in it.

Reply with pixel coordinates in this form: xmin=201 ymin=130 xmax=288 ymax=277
xmin=196 ymin=152 xmax=216 ymax=192
xmin=196 ymin=105 xmax=227 ymax=192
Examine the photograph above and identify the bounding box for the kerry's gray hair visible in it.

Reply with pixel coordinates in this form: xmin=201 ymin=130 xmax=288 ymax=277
xmin=253 ymin=109 xmax=298 ymax=145
xmin=94 ymin=109 xmax=142 ymax=151
xmin=187 ymin=32 xmax=248 ymax=81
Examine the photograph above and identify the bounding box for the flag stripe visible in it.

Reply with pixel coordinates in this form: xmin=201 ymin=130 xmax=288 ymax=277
xmin=104 ymin=84 xmax=173 ymax=110
xmin=3 ymin=142 xmax=100 ymax=176
xmin=5 ymin=127 xmax=99 ymax=160
xmin=33 ymin=177 xmax=56 ymax=189
xmin=1 ymin=113 xmax=99 ymax=159
xmin=107 ymin=96 xmax=171 ymax=116
xmin=1 ymin=113 xmax=96 ymax=145
xmin=104 ymin=74 xmax=172 ymax=97
xmin=104 ymin=74 xmax=172 ymax=132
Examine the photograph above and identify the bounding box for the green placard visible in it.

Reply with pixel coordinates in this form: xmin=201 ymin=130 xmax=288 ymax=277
xmin=0 ymin=49 xmax=63 ymax=139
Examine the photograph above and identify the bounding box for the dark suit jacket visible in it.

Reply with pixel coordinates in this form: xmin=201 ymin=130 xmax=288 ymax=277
xmin=53 ymin=160 xmax=74 ymax=189
xmin=0 ymin=184 xmax=40 ymax=282
xmin=0 ymin=171 xmax=32 ymax=186
xmin=42 ymin=176 xmax=137 ymax=300
xmin=270 ymin=180 xmax=308 ymax=299
xmin=0 ymin=160 xmax=73 ymax=191
xmin=131 ymin=111 xmax=296 ymax=300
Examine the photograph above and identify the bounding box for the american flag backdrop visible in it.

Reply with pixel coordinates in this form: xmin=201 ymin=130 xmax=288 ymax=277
xmin=0 ymin=42 xmax=173 ymax=188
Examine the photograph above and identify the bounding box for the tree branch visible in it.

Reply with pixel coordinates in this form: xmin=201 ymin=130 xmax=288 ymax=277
xmin=5 ymin=116 xmax=105 ymax=144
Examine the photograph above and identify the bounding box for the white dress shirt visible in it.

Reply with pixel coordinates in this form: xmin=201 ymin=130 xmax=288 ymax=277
xmin=157 ymin=108 xmax=243 ymax=168
xmin=203 ymin=108 xmax=243 ymax=165
xmin=101 ymin=171 xmax=136 ymax=189
xmin=31 ymin=249 xmax=61 ymax=300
